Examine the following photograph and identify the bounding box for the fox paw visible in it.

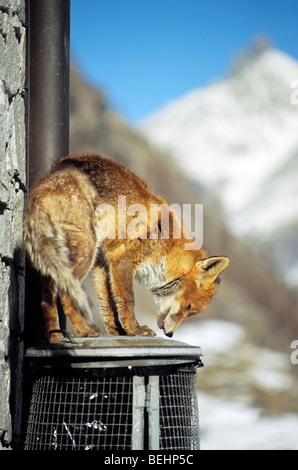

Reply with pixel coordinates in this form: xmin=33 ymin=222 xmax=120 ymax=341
xmin=48 ymin=331 xmax=65 ymax=342
xmin=140 ymin=325 xmax=156 ymax=336
xmin=127 ymin=325 xmax=156 ymax=336
xmin=78 ymin=324 xmax=101 ymax=338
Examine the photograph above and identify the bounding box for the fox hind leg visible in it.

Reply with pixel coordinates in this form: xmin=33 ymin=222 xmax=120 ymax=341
xmin=41 ymin=277 xmax=62 ymax=341
xmin=59 ymin=293 xmax=101 ymax=338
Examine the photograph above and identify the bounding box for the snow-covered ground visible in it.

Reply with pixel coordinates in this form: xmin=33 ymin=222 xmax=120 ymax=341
xmin=173 ymin=320 xmax=298 ymax=450
xmin=173 ymin=319 xmax=244 ymax=355
xmin=199 ymin=393 xmax=298 ymax=450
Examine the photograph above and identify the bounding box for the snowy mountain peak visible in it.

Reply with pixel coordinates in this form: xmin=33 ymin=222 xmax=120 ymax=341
xmin=141 ymin=48 xmax=298 ymax=285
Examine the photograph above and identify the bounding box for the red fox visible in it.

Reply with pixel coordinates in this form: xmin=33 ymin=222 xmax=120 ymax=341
xmin=24 ymin=153 xmax=229 ymax=340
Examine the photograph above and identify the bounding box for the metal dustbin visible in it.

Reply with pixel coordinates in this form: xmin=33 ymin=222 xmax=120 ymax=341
xmin=23 ymin=336 xmax=203 ymax=450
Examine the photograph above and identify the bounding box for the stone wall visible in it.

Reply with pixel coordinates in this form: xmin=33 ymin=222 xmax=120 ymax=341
xmin=0 ymin=0 xmax=26 ymax=449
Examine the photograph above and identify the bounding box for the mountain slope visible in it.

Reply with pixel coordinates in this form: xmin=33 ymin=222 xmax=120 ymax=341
xmin=69 ymin=64 xmax=298 ymax=426
xmin=70 ymin=61 xmax=298 ymax=348
xmin=141 ymin=48 xmax=298 ymax=285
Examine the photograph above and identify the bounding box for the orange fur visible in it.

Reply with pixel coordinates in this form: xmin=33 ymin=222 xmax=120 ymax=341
xmin=24 ymin=153 xmax=229 ymax=339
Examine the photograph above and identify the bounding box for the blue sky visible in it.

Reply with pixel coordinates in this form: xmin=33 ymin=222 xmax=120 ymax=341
xmin=71 ymin=0 xmax=298 ymax=123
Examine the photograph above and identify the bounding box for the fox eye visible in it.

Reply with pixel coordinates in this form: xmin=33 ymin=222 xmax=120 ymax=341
xmin=185 ymin=303 xmax=191 ymax=311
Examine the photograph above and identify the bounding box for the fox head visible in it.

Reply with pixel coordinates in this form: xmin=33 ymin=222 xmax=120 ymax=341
xmin=154 ymin=256 xmax=229 ymax=337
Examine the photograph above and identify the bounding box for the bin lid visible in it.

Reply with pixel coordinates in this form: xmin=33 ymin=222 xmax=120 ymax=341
xmin=24 ymin=336 xmax=203 ymax=371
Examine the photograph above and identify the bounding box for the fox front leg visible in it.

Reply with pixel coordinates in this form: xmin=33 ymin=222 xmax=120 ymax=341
xmin=92 ymin=265 xmax=124 ymax=336
xmin=108 ymin=257 xmax=156 ymax=336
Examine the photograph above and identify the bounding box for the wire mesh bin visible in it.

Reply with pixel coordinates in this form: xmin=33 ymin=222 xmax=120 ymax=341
xmin=23 ymin=337 xmax=203 ymax=450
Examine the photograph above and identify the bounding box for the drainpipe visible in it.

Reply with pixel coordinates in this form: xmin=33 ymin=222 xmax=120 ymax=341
xmin=26 ymin=0 xmax=70 ymax=342
xmin=28 ymin=0 xmax=70 ymax=186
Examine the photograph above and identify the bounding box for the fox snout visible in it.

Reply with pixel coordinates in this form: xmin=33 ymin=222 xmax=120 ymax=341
xmin=161 ymin=311 xmax=187 ymax=337
xmin=158 ymin=316 xmax=175 ymax=338
xmin=157 ymin=303 xmax=186 ymax=338
xmin=158 ymin=315 xmax=174 ymax=337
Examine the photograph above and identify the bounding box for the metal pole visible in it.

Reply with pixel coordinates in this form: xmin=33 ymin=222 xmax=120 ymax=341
xmin=147 ymin=376 xmax=160 ymax=450
xmin=132 ymin=376 xmax=146 ymax=449
xmin=28 ymin=0 xmax=70 ymax=186
xmin=26 ymin=0 xmax=70 ymax=342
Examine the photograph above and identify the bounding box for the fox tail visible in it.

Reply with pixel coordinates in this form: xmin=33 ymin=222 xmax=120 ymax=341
xmin=23 ymin=209 xmax=94 ymax=325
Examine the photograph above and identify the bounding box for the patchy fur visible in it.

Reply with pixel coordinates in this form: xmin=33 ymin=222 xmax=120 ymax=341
xmin=24 ymin=153 xmax=229 ymax=340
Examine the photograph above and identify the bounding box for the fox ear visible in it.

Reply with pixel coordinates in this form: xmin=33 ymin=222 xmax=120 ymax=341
xmin=196 ymin=256 xmax=229 ymax=280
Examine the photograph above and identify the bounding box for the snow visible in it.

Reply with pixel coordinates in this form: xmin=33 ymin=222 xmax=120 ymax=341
xmin=170 ymin=320 xmax=298 ymax=450
xmin=141 ymin=49 xmax=298 ymax=241
xmin=250 ymin=348 xmax=292 ymax=391
xmin=173 ymin=319 xmax=244 ymax=356
xmin=199 ymin=393 xmax=298 ymax=450
xmin=139 ymin=48 xmax=298 ymax=447
xmin=137 ymin=300 xmax=298 ymax=449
